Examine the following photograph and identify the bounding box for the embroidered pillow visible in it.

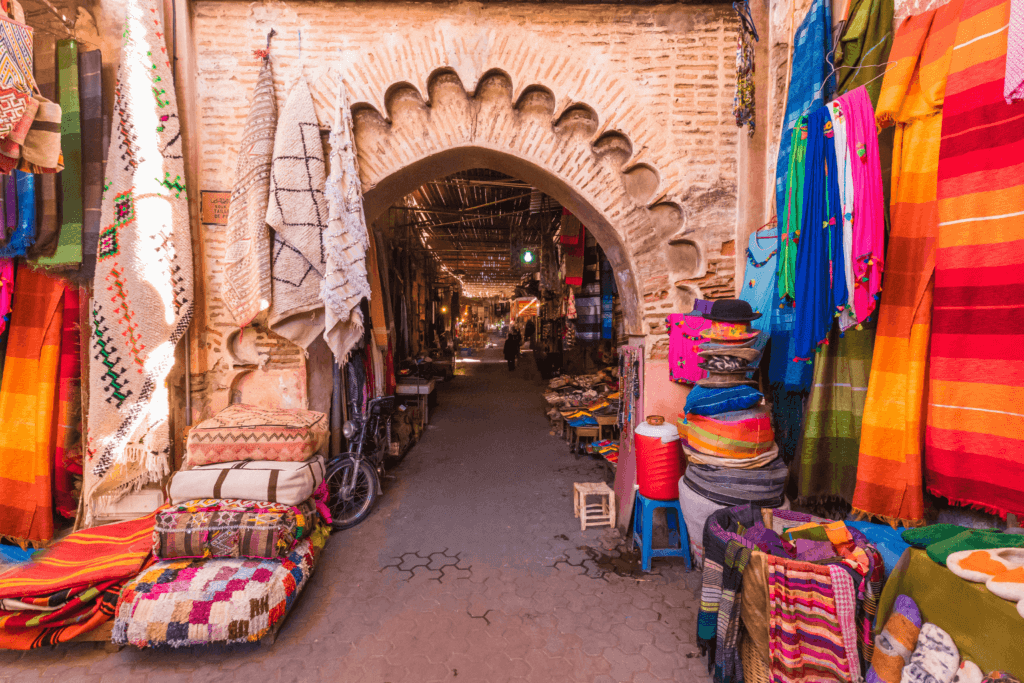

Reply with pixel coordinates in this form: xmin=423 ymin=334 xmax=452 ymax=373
xmin=186 ymin=404 xmax=328 ymax=467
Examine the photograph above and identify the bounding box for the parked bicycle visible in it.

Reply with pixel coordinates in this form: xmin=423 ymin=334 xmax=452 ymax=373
xmin=325 ymin=395 xmax=395 ymax=530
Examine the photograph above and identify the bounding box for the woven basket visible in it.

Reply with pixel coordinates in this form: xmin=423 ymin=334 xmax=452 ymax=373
xmin=741 ymin=634 xmax=771 ymax=683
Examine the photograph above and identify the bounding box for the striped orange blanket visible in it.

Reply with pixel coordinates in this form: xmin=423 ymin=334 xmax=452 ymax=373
xmin=927 ymin=0 xmax=1024 ymax=519
xmin=0 ymin=512 xmax=156 ymax=649
xmin=853 ymin=3 xmax=962 ymax=526
xmin=0 ymin=265 xmax=66 ymax=546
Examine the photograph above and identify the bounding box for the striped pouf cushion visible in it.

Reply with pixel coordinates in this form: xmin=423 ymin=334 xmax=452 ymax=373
xmin=678 ymin=405 xmax=774 ymax=458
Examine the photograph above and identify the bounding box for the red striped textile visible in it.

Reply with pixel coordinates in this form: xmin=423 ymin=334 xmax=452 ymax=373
xmin=927 ymin=0 xmax=1024 ymax=519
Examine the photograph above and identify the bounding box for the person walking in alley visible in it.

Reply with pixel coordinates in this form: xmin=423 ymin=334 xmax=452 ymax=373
xmin=503 ymin=333 xmax=520 ymax=371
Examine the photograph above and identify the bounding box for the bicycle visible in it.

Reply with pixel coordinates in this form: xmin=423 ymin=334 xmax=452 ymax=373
xmin=324 ymin=395 xmax=395 ymax=530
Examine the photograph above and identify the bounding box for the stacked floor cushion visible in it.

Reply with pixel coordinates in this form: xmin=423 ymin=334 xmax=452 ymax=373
xmin=113 ymin=526 xmax=329 ymax=647
xmin=185 ymin=404 xmax=329 ymax=466
xmin=168 ymin=455 xmax=326 ymax=506
xmin=153 ymin=498 xmax=319 ymax=560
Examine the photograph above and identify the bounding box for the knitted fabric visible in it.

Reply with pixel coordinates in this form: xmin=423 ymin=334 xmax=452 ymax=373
xmin=222 ymin=57 xmax=276 ymax=328
xmin=323 ymin=79 xmax=371 ymax=364
xmin=87 ymin=0 xmax=194 ymax=513
xmin=266 ymin=76 xmax=327 ymax=349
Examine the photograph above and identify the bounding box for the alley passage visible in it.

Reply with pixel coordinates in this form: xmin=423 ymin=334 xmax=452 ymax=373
xmin=0 ymin=346 xmax=708 ymax=683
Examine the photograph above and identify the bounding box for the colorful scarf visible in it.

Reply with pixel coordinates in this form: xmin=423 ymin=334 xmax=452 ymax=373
xmin=853 ymin=2 xmax=961 ymax=526
xmin=766 ymin=556 xmax=860 ymax=683
xmin=0 ymin=264 xmax=65 ymax=546
xmin=1005 ymin=0 xmax=1023 ymax=103
xmin=563 ymin=217 xmax=585 ymax=286
xmin=222 ymin=56 xmax=275 ymax=329
xmin=54 ymin=287 xmax=82 ymax=519
xmin=33 ymin=38 xmax=82 ymax=268
xmin=927 ymin=0 xmax=1024 ymax=520
xmin=844 ymin=86 xmax=886 ymax=323
xmin=87 ymin=0 xmax=195 ymax=514
xmin=0 ymin=512 xmax=156 ymax=649
xmin=794 ymin=320 xmax=875 ymax=510
xmin=667 ymin=313 xmax=711 ymax=384
xmin=778 ymin=120 xmax=806 ymax=304
xmin=0 ymin=15 xmax=34 ymax=138
xmin=794 ymin=105 xmax=848 ymax=362
xmin=0 ymin=259 xmax=11 ymax=335
xmin=0 ymin=171 xmax=31 ymax=259
xmin=323 ymin=80 xmax=372 ymax=364
xmin=827 ymin=98 xmax=856 ymax=331
xmin=835 ymin=0 xmax=896 ymax=106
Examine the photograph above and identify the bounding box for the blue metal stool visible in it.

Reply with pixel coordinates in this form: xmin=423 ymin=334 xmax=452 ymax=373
xmin=632 ymin=493 xmax=692 ymax=572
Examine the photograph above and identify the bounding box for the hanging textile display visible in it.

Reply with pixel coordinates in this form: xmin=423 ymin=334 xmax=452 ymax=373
xmin=778 ymin=119 xmax=806 ymax=304
xmin=600 ymin=260 xmax=613 ymax=339
xmin=222 ymin=55 xmax=276 ymax=329
xmin=0 ymin=265 xmax=64 ymax=545
xmin=561 ymin=210 xmax=585 ymax=286
xmin=0 ymin=96 xmax=36 ymax=172
xmin=834 ymin=0 xmax=895 ymax=106
xmin=0 ymin=262 xmax=14 ymax=389
xmin=740 ymin=227 xmax=778 ymax=332
xmin=793 ymin=105 xmax=848 ymax=363
xmin=87 ymin=0 xmax=195 ymax=511
xmin=926 ymin=0 xmax=1024 ymax=520
xmin=54 ymin=287 xmax=82 ymax=519
xmin=34 ymin=38 xmax=82 ymax=268
xmin=1006 ymin=0 xmax=1023 ymax=103
xmin=0 ymin=170 xmax=30 ymax=258
xmin=323 ymin=79 xmax=372 ymax=364
xmin=853 ymin=2 xmax=961 ymax=526
xmin=733 ymin=0 xmax=757 ymax=135
xmin=826 ymin=98 xmax=856 ymax=332
xmin=75 ymin=49 xmax=104 ymax=282
xmin=266 ymin=76 xmax=327 ymax=349
xmin=0 ymin=14 xmax=35 ymax=139
xmin=667 ymin=313 xmax=711 ymax=384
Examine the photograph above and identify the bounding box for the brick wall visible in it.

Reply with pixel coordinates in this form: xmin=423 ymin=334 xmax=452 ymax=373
xmin=189 ymin=1 xmax=742 ymax=413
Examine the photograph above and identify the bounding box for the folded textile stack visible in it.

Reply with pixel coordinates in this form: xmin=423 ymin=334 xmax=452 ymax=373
xmin=585 ymin=439 xmax=619 ymax=463
xmin=544 ymin=370 xmax=620 ymax=428
xmin=112 ymin=405 xmax=331 ymax=648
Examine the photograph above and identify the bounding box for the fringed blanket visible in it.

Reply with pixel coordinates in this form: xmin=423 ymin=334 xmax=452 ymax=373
xmin=0 ymin=512 xmax=156 ymax=649
xmin=222 ymin=56 xmax=275 ymax=328
xmin=266 ymin=76 xmax=327 ymax=349
xmin=0 ymin=265 xmax=64 ymax=546
xmin=87 ymin=0 xmax=194 ymax=512
xmin=852 ymin=2 xmax=961 ymax=526
xmin=113 ymin=525 xmax=328 ymax=647
xmin=323 ymin=80 xmax=371 ymax=364
xmin=926 ymin=0 xmax=1024 ymax=520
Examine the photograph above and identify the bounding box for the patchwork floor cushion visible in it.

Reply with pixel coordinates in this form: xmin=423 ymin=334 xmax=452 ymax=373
xmin=168 ymin=455 xmax=326 ymax=506
xmin=113 ymin=526 xmax=329 ymax=647
xmin=153 ymin=498 xmax=318 ymax=560
xmin=186 ymin=404 xmax=328 ymax=467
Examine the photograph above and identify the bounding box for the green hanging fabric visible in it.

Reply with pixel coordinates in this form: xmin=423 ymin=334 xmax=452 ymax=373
xmin=834 ymin=0 xmax=895 ymax=107
xmin=33 ymin=39 xmax=82 ymax=268
xmin=777 ymin=116 xmax=807 ymax=302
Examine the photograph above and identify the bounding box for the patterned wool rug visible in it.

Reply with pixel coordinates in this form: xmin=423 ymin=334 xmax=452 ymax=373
xmin=86 ymin=0 xmax=194 ymax=513
xmin=222 ymin=56 xmax=276 ymax=328
xmin=323 ymin=80 xmax=371 ymax=363
xmin=266 ymin=75 xmax=327 ymax=349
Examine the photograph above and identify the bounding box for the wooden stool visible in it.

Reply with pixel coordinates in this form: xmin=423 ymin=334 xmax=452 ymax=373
xmin=595 ymin=414 xmax=618 ymax=440
xmin=573 ymin=482 xmax=616 ymax=530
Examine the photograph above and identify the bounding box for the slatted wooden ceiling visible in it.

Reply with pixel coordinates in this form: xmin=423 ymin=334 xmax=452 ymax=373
xmin=390 ymin=169 xmax=562 ymax=296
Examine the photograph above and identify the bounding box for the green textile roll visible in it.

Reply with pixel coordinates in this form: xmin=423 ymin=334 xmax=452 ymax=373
xmin=33 ymin=39 xmax=82 ymax=268
xmin=902 ymin=524 xmax=982 ymax=549
xmin=926 ymin=530 xmax=1024 ymax=566
xmin=877 ymin=549 xmax=1024 ymax=674
xmin=793 ymin=321 xmax=875 ymax=508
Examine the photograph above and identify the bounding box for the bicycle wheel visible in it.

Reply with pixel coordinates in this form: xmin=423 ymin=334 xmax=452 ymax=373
xmin=325 ymin=458 xmax=379 ymax=530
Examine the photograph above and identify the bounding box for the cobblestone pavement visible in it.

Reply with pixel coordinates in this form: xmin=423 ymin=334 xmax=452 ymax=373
xmin=0 ymin=342 xmax=710 ymax=683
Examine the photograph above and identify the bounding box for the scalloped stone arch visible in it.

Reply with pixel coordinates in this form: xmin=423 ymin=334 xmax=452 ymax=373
xmin=351 ymin=70 xmax=682 ymax=336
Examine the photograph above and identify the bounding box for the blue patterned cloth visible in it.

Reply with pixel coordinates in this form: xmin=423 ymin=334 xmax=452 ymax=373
xmin=0 ymin=171 xmax=34 ymax=259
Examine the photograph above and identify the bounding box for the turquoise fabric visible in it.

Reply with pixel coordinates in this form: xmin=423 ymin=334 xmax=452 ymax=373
xmin=848 ymin=521 xmax=909 ymax=578
xmin=683 ymin=385 xmax=763 ymax=418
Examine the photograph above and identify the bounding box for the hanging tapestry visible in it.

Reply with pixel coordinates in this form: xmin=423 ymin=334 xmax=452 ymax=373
xmin=33 ymin=38 xmax=82 ymax=268
xmin=0 ymin=512 xmax=156 ymax=649
xmin=266 ymin=75 xmax=327 ymax=349
xmin=54 ymin=287 xmax=82 ymax=519
xmin=834 ymin=0 xmax=895 ymax=106
xmin=87 ymin=0 xmax=195 ymax=512
xmin=0 ymin=264 xmax=64 ymax=546
xmin=927 ymin=0 xmax=1024 ymax=520
xmin=0 ymin=15 xmax=34 ymax=139
xmin=667 ymin=313 xmax=711 ymax=385
xmin=323 ymin=78 xmax=371 ymax=364
xmin=0 ymin=170 xmax=31 ymax=258
xmin=853 ymin=1 xmax=961 ymax=527
xmin=223 ymin=56 xmax=276 ymax=329
xmin=73 ymin=49 xmax=104 ymax=283
xmin=826 ymin=98 xmax=856 ymax=331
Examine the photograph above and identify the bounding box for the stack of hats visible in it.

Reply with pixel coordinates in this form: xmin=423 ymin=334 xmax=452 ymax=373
xmin=677 ymin=300 xmax=788 ymax=509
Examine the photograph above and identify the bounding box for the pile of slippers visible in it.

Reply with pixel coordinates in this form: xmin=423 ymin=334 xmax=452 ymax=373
xmin=866 ymin=594 xmax=1019 ymax=683
xmin=948 ymin=548 xmax=1024 ymax=618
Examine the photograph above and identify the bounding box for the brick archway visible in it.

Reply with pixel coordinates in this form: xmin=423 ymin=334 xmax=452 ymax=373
xmin=350 ymin=69 xmax=687 ymax=336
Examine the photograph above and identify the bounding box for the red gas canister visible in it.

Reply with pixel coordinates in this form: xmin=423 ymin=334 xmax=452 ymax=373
xmin=634 ymin=415 xmax=683 ymax=500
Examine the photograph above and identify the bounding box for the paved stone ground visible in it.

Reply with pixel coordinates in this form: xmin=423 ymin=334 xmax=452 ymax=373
xmin=0 ymin=340 xmax=710 ymax=683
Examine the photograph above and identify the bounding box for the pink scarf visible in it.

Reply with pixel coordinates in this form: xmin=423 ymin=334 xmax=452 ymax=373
xmin=1008 ymin=0 xmax=1024 ymax=103
xmin=843 ymin=87 xmax=886 ymax=323
xmin=0 ymin=259 xmax=13 ymax=334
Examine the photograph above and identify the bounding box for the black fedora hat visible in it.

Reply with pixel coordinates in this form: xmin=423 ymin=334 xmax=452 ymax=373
xmin=706 ymin=299 xmax=762 ymax=322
